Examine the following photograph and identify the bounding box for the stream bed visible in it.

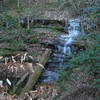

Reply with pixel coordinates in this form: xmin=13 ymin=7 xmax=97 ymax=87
xmin=39 ymin=18 xmax=81 ymax=83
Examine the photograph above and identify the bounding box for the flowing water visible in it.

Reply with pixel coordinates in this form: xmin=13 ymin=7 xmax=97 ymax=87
xmin=39 ymin=18 xmax=81 ymax=82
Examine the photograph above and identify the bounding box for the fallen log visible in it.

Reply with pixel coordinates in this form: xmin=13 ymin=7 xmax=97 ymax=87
xmin=9 ymin=63 xmax=34 ymax=94
xmin=16 ymin=72 xmax=29 ymax=86
xmin=20 ymin=49 xmax=51 ymax=98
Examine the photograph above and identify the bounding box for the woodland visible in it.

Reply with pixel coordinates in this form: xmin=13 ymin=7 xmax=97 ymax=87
xmin=0 ymin=0 xmax=100 ymax=100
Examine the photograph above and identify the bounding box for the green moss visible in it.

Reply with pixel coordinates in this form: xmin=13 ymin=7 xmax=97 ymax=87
xmin=29 ymin=38 xmax=38 ymax=43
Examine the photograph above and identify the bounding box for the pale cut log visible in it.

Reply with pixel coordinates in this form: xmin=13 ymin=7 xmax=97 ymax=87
xmin=20 ymin=49 xmax=51 ymax=98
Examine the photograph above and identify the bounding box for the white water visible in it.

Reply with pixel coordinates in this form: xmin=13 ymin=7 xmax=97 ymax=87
xmin=59 ymin=18 xmax=81 ymax=55
xmin=39 ymin=18 xmax=81 ymax=82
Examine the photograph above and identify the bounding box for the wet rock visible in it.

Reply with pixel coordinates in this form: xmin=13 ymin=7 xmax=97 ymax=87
xmin=71 ymin=41 xmax=86 ymax=52
xmin=40 ymin=18 xmax=81 ymax=83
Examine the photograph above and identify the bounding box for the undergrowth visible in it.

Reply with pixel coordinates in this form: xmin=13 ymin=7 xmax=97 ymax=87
xmin=57 ymin=4 xmax=100 ymax=93
xmin=57 ymin=32 xmax=100 ymax=92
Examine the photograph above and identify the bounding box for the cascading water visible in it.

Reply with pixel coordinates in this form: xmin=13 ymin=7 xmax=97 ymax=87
xmin=39 ymin=18 xmax=81 ymax=82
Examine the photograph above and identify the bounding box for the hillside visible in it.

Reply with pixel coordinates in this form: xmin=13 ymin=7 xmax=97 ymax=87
xmin=0 ymin=0 xmax=100 ymax=100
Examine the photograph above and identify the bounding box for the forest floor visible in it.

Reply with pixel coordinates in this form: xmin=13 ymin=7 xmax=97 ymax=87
xmin=0 ymin=20 xmax=100 ymax=100
xmin=0 ymin=24 xmax=64 ymax=99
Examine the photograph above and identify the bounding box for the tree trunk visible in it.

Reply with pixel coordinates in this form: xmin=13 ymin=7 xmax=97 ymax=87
xmin=68 ymin=0 xmax=77 ymax=12
xmin=20 ymin=49 xmax=51 ymax=98
xmin=27 ymin=15 xmax=30 ymax=30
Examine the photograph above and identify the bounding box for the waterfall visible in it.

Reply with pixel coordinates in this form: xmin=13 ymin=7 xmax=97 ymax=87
xmin=39 ymin=18 xmax=81 ymax=83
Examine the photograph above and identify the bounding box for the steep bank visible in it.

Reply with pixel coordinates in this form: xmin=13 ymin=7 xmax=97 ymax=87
xmin=0 ymin=0 xmax=100 ymax=100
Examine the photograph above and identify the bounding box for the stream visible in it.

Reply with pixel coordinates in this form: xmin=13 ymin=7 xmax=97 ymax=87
xmin=39 ymin=18 xmax=81 ymax=83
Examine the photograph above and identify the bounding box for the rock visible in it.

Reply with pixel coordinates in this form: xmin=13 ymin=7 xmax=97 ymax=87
xmin=71 ymin=41 xmax=86 ymax=52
